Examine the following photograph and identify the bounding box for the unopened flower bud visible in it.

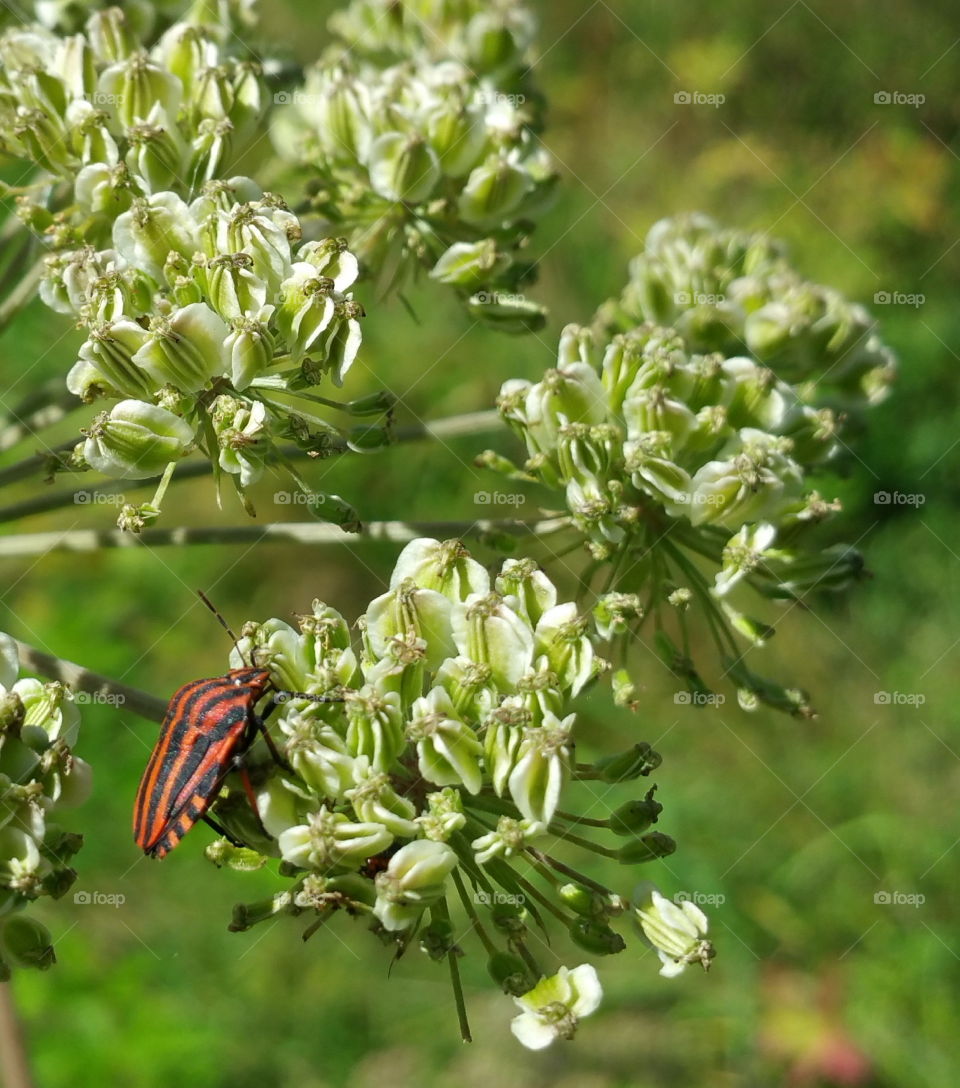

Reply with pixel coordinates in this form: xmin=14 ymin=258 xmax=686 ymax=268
xmin=82 ymin=399 xmax=194 ymax=480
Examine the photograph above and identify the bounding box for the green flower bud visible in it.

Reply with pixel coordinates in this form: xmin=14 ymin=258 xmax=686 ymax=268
xmin=592 ymin=742 xmax=661 ymax=783
xmin=458 ymin=155 xmax=532 ymax=227
xmin=372 ymin=840 xmax=457 ymax=931
xmin=368 ymin=132 xmax=441 ymax=204
xmin=68 ymin=320 xmax=152 ymax=401
xmin=534 ymin=604 xmax=595 ymax=696
xmin=82 ymin=399 xmax=195 ymax=480
xmin=427 ymin=97 xmax=487 ymax=177
xmin=211 ymin=395 xmax=269 ymax=487
xmin=593 ymin=592 xmax=643 ymax=640
xmin=113 ymin=193 xmax=201 ymax=282
xmin=407 ymin=687 xmax=484 ymax=794
xmin=224 ymin=318 xmax=274 ymax=389
xmin=132 ymin=303 xmax=230 ymax=392
xmin=345 ymin=689 xmax=405 ymax=773
xmin=569 ymin=916 xmax=626 ymax=956
xmin=74 ymin=161 xmax=138 ymax=216
xmin=430 ymin=239 xmax=509 ymax=289
xmin=496 ymin=557 xmax=557 ymax=629
xmin=617 ymin=831 xmax=677 ymax=864
xmin=507 ymin=713 xmax=572 ymax=825
xmin=97 ymin=51 xmax=182 ymax=129
xmin=488 ymin=951 xmax=534 ymax=996
xmin=154 ymin=22 xmax=218 ymax=98
xmin=0 ymin=915 xmax=55 ymax=970
xmin=608 ymin=789 xmax=662 ymax=836
xmin=365 ymin=579 xmax=455 ymax=671
xmin=307 ymin=68 xmax=371 ymax=163
xmin=452 ymin=593 xmax=534 ymax=690
xmin=415 ymin=788 xmax=465 ymax=842
xmin=275 ymin=263 xmax=336 ymax=365
xmin=345 ymin=757 xmax=418 ymax=838
xmin=86 ymin=7 xmax=138 ymax=63
xmin=281 ymin=711 xmax=355 ymax=800
xmin=467 ymin=290 xmax=547 ymax=334
xmin=124 ymin=121 xmax=188 ymax=194
xmin=227 ymin=890 xmax=296 ymax=932
xmin=558 ymin=883 xmax=606 ymax=917
xmin=277 ymin=805 xmax=393 ymax=872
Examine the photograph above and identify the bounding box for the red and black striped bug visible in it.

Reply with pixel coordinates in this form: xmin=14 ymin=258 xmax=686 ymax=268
xmin=133 ymin=592 xmax=332 ymax=859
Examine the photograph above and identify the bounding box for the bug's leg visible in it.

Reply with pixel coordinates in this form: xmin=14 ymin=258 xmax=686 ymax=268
xmin=252 ymin=713 xmax=289 ymax=768
xmin=202 ymin=814 xmax=246 ymax=848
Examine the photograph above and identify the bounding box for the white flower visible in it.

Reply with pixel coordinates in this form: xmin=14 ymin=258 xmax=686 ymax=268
xmin=510 ymin=964 xmax=602 ymax=1049
xmin=635 ymin=888 xmax=715 ymax=977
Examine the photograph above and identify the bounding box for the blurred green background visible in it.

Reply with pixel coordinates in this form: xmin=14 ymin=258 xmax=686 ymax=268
xmin=2 ymin=1 xmax=958 ymax=1084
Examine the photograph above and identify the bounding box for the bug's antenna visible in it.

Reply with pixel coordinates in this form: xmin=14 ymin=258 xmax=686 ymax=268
xmin=197 ymin=590 xmax=244 ymax=660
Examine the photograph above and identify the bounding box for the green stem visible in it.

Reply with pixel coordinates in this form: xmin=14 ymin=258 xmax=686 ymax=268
xmin=451 ymin=869 xmax=498 ymax=958
xmin=431 ymin=898 xmax=471 ymax=1044
xmin=13 ymin=639 xmax=167 ymax=723
xmin=0 ymin=518 xmax=569 ymax=558
xmin=526 ymin=850 xmax=615 ymax=897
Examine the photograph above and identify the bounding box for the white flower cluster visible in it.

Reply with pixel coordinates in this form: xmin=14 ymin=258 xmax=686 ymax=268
xmin=595 ymin=213 xmax=896 ymax=412
xmin=0 ymin=9 xmax=376 ymax=518
xmin=0 ymin=634 xmax=90 ymax=976
xmin=231 ymin=539 xmax=597 ymax=892
xmin=490 ymin=216 xmax=892 ymax=713
xmin=272 ymin=0 xmax=555 ymax=329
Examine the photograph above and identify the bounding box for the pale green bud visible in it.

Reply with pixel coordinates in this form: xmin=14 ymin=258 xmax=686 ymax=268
xmin=508 ymin=712 xmax=573 ymax=825
xmin=86 ymin=7 xmax=138 ymax=63
xmin=407 ymin=687 xmax=484 ymax=794
xmin=124 ymin=121 xmax=188 ymax=193
xmin=211 ymin=395 xmax=268 ymax=487
xmin=224 ymin=317 xmax=274 ymax=389
xmin=433 ymin=656 xmax=495 ymax=722
xmin=451 ymin=592 xmax=534 ymax=690
xmin=297 ymin=238 xmax=359 ymax=293
xmin=74 ymin=161 xmax=138 ymax=215
xmin=593 ymin=592 xmax=643 ymax=640
xmin=467 ymin=290 xmax=547 ymax=334
xmin=153 ymin=22 xmax=219 ymax=97
xmin=471 ymin=814 xmax=544 ymax=865
xmin=483 ymin=700 xmax=528 ymax=796
xmin=368 ymin=132 xmax=441 ymax=204
xmin=82 ymin=399 xmax=195 ymax=480
xmin=495 ymin=557 xmax=557 ymax=629
xmin=592 ymin=742 xmax=661 ymax=784
xmin=389 ymin=538 xmax=490 ymax=602
xmin=415 ymin=788 xmax=465 ymax=842
xmin=113 ymin=192 xmax=201 ymax=282
xmin=66 ymin=100 xmax=119 ymax=166
xmin=275 ymin=263 xmax=336 ymax=365
xmin=534 ymin=603 xmax=594 ymax=696
xmin=97 ymin=51 xmax=182 ymax=129
xmin=281 ymin=711 xmax=355 ymax=800
xmin=430 ymin=238 xmax=508 ymax=289
xmin=0 ymin=828 xmax=45 ymax=895
xmin=345 ymin=756 xmax=418 ymax=837
xmin=426 ymin=98 xmax=487 ymax=177
xmin=344 ymin=688 xmax=405 ymax=773
xmin=457 ymin=154 xmax=532 ymax=227
xmin=132 ymin=303 xmax=229 ymax=392
xmin=277 ymin=805 xmax=393 ymax=871
xmin=195 ymin=253 xmax=269 ymax=321
xmin=569 ymin=916 xmax=626 ymax=956
xmin=365 ymin=580 xmax=454 ymax=672
xmin=372 ymin=840 xmax=458 ymax=931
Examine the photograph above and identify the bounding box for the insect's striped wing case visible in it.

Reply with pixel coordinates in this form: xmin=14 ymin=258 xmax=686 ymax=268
xmin=133 ymin=667 xmax=272 ymax=858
